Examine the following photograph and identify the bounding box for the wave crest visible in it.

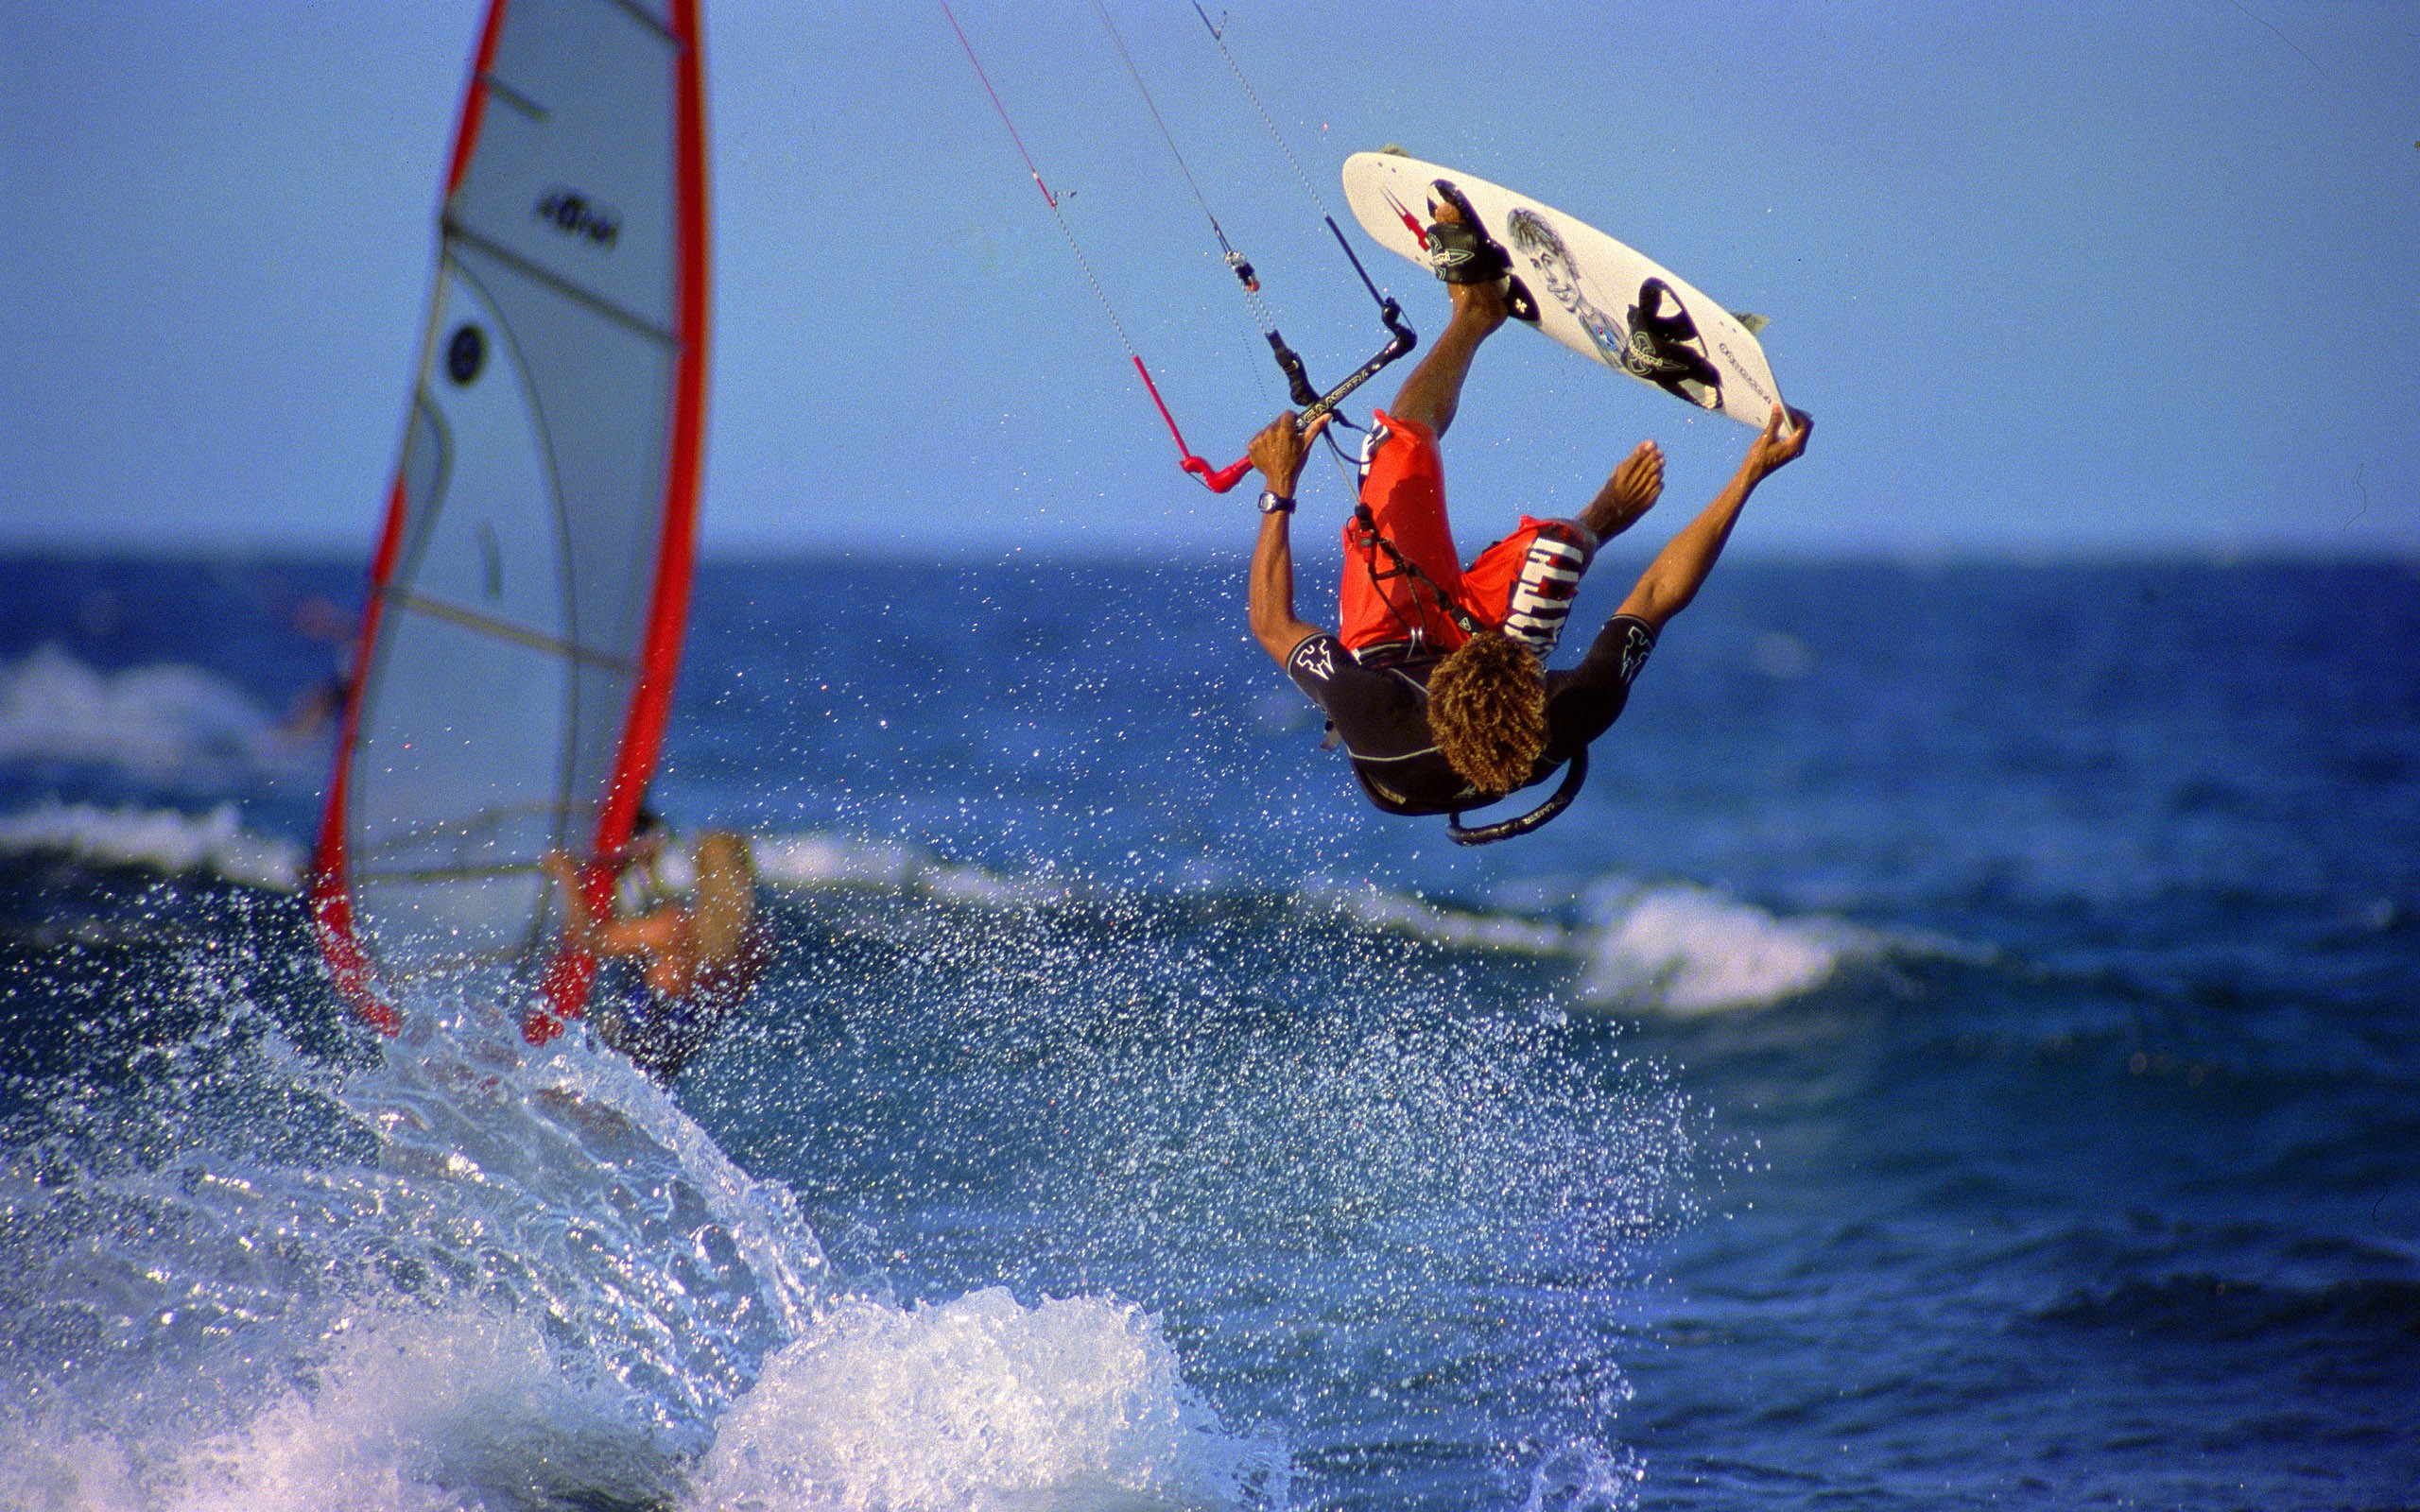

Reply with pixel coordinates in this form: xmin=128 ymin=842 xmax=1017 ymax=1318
xmin=693 ymin=1288 xmax=1283 ymax=1512
xmin=0 ymin=644 xmax=302 ymax=779
xmin=1577 ymin=882 xmax=1884 ymax=1013
xmin=0 ymin=799 xmax=303 ymax=890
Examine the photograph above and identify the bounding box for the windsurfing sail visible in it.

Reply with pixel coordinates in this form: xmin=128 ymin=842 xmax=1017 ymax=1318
xmin=312 ymin=0 xmax=710 ymax=1041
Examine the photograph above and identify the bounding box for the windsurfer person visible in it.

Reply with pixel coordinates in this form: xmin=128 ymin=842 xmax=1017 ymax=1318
xmin=1243 ymin=192 xmax=1811 ymax=832
xmin=278 ymin=593 xmax=357 ymax=744
xmin=543 ymin=828 xmax=772 ymax=1080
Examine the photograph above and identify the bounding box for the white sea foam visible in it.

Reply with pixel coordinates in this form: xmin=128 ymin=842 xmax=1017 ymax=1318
xmin=0 ymin=977 xmax=1264 ymax=1512
xmin=0 ymin=1308 xmax=675 ymax=1512
xmin=1307 ymin=878 xmax=1571 ymax=955
xmin=1322 ymin=873 xmax=1979 ymax=1013
xmin=0 ymin=644 xmax=302 ymax=778
xmin=752 ymin=831 xmax=1068 ymax=906
xmin=0 ymin=799 xmax=304 ymax=891
xmin=1516 ymin=1440 xmax=1646 ymax=1512
xmin=689 ymin=1288 xmax=1281 ymax=1512
xmin=752 ymin=832 xmax=927 ymax=889
xmin=2 ymin=1287 xmax=1271 ymax=1512
xmin=1575 ymin=881 xmax=1886 ymax=1013
xmin=750 ymin=835 xmax=1939 ymax=1016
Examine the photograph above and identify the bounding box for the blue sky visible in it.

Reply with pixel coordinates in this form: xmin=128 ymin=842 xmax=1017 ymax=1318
xmin=3 ymin=1 xmax=2414 ymax=558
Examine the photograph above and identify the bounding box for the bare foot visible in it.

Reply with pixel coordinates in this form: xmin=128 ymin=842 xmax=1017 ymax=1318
xmin=1580 ymin=440 xmax=1665 ymax=538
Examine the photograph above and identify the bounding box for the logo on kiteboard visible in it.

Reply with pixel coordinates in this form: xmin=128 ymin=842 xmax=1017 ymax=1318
xmin=536 ymin=187 xmax=620 ymax=248
xmin=1504 ymin=209 xmax=1723 ymax=412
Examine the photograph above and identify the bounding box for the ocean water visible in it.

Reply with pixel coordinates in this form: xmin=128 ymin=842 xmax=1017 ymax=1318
xmin=2 ymin=551 xmax=2416 ymax=1510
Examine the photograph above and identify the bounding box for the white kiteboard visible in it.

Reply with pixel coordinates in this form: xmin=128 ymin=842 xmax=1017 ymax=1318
xmin=1341 ymin=151 xmax=1784 ymax=426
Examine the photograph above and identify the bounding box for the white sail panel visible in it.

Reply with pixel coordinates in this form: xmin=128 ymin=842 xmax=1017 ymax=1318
xmin=449 ymin=0 xmax=681 ymax=333
xmin=346 ymin=268 xmax=580 ymax=974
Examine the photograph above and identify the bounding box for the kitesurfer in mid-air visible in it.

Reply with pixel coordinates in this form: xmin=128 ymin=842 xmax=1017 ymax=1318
xmin=1243 ymin=192 xmax=1811 ymax=833
xmin=543 ymin=826 xmax=772 ymax=1080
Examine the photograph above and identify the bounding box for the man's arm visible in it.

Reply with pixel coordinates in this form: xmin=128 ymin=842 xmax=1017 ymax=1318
xmin=543 ymin=850 xmax=603 ymax=948
xmin=1617 ymin=404 xmax=1812 ymax=633
xmin=544 ymin=850 xmax=683 ymax=961
xmin=1245 ymin=410 xmax=1335 ymax=665
xmin=589 ymin=908 xmax=686 ymax=961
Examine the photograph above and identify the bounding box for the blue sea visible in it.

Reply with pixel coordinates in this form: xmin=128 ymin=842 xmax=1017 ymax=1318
xmin=2 ymin=550 xmax=2415 ymax=1510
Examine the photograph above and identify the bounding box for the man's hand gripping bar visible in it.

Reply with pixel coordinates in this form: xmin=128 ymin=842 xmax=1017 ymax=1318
xmin=1146 ymin=218 xmax=1421 ymax=493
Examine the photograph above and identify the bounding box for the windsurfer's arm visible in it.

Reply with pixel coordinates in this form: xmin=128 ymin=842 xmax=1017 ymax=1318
xmin=1616 ymin=405 xmax=1811 ymax=632
xmin=543 ymin=850 xmax=683 ymax=959
xmin=1246 ymin=410 xmax=1334 ymax=665
xmin=586 ymin=907 xmax=686 ymax=960
xmin=543 ymin=850 xmax=601 ymax=948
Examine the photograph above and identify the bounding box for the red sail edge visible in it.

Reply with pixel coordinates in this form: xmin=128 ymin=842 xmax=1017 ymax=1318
xmin=527 ymin=0 xmax=712 ymax=1044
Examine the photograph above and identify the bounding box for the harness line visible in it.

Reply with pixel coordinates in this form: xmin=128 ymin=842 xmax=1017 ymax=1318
xmin=1089 ymin=0 xmax=1265 ymax=309
xmin=1189 ymin=14 xmax=1498 ymax=649
xmin=1085 ymin=0 xmax=1285 ymax=418
xmin=1352 ymin=499 xmax=1485 ymax=644
xmin=939 ymin=0 xmax=1253 ymax=490
xmin=1183 ymin=9 xmax=1406 ymax=507
xmin=1096 ymin=4 xmax=1415 ymax=451
xmin=1180 ymin=22 xmax=1519 ymax=649
xmin=1192 ymin=4 xmax=1329 ymax=215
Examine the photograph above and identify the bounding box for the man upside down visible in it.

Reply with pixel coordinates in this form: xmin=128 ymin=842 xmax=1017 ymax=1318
xmin=1242 ymin=189 xmax=1811 ymax=836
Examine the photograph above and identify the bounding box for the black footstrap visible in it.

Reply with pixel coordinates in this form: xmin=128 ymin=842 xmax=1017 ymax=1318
xmin=1425 ymin=182 xmax=1536 ymax=319
xmin=1426 ymin=219 xmax=1508 ymax=284
xmin=1448 ymin=747 xmax=1587 ymax=846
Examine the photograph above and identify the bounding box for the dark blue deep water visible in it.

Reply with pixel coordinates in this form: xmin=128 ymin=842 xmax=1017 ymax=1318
xmin=2 ymin=552 xmax=2415 ymax=1510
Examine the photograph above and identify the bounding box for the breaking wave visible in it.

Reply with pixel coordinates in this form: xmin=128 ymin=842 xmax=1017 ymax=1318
xmin=0 ymin=644 xmax=310 ymax=782
xmin=0 ymin=799 xmax=304 ymax=891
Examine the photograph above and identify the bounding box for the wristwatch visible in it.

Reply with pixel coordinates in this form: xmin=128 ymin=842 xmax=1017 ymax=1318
xmin=1257 ymin=489 xmax=1295 ymax=516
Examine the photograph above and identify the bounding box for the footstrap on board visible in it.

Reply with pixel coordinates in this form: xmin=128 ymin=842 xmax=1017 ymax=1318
xmin=1447 ymin=747 xmax=1587 ymax=846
